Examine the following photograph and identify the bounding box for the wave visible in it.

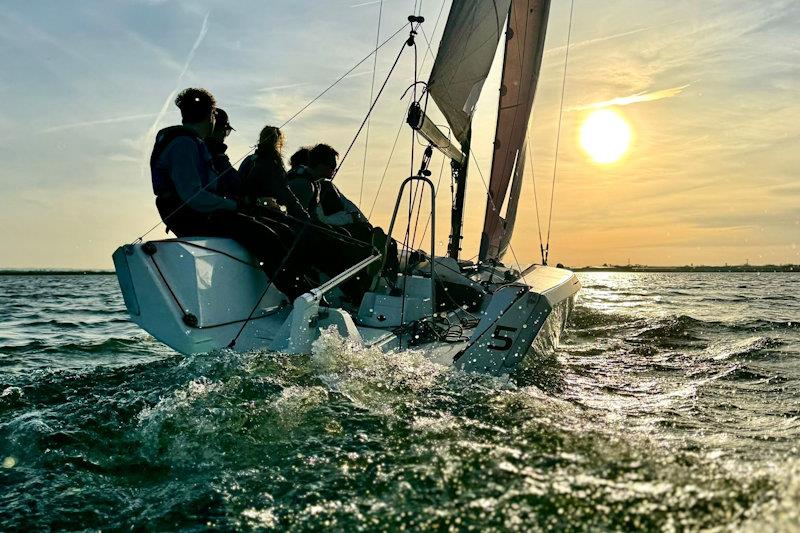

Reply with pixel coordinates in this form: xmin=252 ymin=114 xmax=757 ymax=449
xmin=741 ymin=319 xmax=800 ymax=332
xmin=706 ymin=336 xmax=783 ymax=361
xmin=631 ymin=315 xmax=707 ymax=343
xmin=0 ymin=336 xmax=149 ymax=357
xmin=568 ymin=306 xmax=639 ymax=330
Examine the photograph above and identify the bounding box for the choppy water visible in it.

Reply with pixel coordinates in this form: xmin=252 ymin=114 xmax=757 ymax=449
xmin=1 ymin=272 xmax=799 ymax=531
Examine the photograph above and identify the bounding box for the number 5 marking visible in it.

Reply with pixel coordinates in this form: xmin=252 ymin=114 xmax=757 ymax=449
xmin=489 ymin=325 xmax=517 ymax=351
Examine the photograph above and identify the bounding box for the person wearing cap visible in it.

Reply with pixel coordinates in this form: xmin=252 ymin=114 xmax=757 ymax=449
xmin=206 ymin=107 xmax=240 ymax=199
xmin=149 ymin=87 xmax=316 ymax=300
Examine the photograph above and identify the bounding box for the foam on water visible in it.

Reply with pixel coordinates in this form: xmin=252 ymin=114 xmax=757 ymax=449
xmin=1 ymin=272 xmax=799 ymax=530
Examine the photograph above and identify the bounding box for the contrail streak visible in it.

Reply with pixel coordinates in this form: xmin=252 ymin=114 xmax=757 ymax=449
xmin=41 ymin=113 xmax=156 ymax=133
xmin=141 ymin=11 xmax=210 ymax=176
xmin=570 ymin=84 xmax=690 ymax=111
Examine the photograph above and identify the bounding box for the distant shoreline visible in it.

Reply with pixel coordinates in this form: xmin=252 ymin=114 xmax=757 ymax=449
xmin=0 ymin=270 xmax=115 ymax=276
xmin=573 ymin=265 xmax=799 ymax=273
xmin=2 ymin=265 xmax=798 ymax=275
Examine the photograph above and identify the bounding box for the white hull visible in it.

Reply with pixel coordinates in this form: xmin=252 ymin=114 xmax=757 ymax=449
xmin=113 ymin=237 xmax=579 ymax=377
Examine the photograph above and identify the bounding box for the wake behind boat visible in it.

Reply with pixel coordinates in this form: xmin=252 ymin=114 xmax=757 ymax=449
xmin=113 ymin=0 xmax=580 ymax=379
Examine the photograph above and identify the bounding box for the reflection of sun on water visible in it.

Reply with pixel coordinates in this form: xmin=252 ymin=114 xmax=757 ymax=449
xmin=579 ymin=109 xmax=632 ymax=164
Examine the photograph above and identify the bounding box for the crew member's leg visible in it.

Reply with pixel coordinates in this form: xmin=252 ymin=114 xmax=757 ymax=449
xmin=210 ymin=211 xmax=315 ymax=300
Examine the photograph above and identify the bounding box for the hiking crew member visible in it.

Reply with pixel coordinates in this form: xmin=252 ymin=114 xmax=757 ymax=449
xmin=238 ymin=126 xmax=310 ymax=220
xmin=287 ymin=144 xmax=370 ymax=241
xmin=149 ymin=88 xmax=313 ymax=300
xmin=206 ymin=107 xmax=240 ymax=199
xmin=288 ymin=143 xmax=400 ymax=285
xmin=240 ymin=132 xmax=379 ymax=302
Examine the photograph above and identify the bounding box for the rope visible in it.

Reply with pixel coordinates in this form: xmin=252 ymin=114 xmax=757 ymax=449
xmin=358 ymin=0 xmax=383 ymax=207
xmin=367 ymin=112 xmax=405 ymax=219
xmin=468 ymin=148 xmax=526 ymax=278
xmin=277 ymin=22 xmax=409 ymax=129
xmin=544 ymin=0 xmax=575 ymax=265
xmin=417 ymin=147 xmax=446 ymax=248
xmin=527 ymin=136 xmax=546 ymax=265
xmin=332 ymin=24 xmax=418 ymax=180
xmin=366 ymin=1 xmax=445 ymax=221
xmin=227 ymin=221 xmax=309 ymax=348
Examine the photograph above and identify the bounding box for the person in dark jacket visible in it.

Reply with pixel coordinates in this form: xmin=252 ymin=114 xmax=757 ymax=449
xmin=287 ymin=143 xmax=399 ymax=288
xmin=238 ymin=126 xmax=309 ymax=220
xmin=240 ymin=132 xmax=380 ymax=303
xmin=150 ymin=88 xmax=314 ymax=300
xmin=205 ymin=108 xmax=240 ymax=199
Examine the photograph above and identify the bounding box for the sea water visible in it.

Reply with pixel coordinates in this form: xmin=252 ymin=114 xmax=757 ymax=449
xmin=1 ymin=272 xmax=798 ymax=530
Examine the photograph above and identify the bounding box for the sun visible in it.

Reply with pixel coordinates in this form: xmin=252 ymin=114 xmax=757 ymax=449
xmin=579 ymin=109 xmax=632 ymax=164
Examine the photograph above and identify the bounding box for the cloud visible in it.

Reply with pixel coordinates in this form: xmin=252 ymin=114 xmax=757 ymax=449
xmin=40 ymin=113 xmax=156 ymax=134
xmin=569 ymin=85 xmax=689 ymax=111
xmin=140 ymin=10 xmax=210 ymax=175
xmin=350 ymin=0 xmax=400 ymax=8
xmin=546 ymin=23 xmax=674 ymax=56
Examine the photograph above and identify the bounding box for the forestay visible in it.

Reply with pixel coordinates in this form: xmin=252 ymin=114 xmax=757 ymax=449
xmin=479 ymin=0 xmax=551 ymax=262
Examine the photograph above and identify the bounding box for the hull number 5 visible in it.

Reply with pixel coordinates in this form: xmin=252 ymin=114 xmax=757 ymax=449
xmin=489 ymin=325 xmax=518 ymax=351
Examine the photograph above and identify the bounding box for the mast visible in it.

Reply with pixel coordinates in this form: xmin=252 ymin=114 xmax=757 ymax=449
xmin=447 ymin=127 xmax=471 ymax=259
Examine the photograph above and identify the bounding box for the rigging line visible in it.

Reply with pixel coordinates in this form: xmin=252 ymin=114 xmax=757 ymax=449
xmin=134 ymin=21 xmax=409 ymax=244
xmin=333 ymin=27 xmax=416 ymax=180
xmin=398 ymin=129 xmax=415 ymax=346
xmin=367 ymin=111 xmax=405 ymax=219
xmin=418 ymin=146 xmax=447 ymax=248
xmin=227 ymin=221 xmax=309 ymax=349
xmin=134 ymin=146 xmax=257 ymax=243
xmin=407 ymin=43 xmax=426 ymax=251
xmin=410 ymin=175 xmax=426 ymax=250
xmin=544 ymin=0 xmax=575 ymax=264
xmin=526 ymin=136 xmax=546 ymax=264
xmin=279 ymin=21 xmax=409 ymax=129
xmin=419 ymin=0 xmax=446 ymax=64
xmin=359 ymin=0 xmax=384 ymax=207
xmin=365 ymin=1 xmax=444 ymax=221
xmin=469 ymin=148 xmax=526 ymax=278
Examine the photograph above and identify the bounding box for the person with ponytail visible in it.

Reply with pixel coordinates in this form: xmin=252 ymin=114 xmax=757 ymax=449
xmin=238 ymin=126 xmax=310 ymax=221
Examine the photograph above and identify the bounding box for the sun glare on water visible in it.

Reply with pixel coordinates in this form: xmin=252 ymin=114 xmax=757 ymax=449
xmin=579 ymin=109 xmax=632 ymax=164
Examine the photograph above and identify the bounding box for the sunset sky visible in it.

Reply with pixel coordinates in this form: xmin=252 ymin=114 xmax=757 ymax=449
xmin=0 ymin=0 xmax=797 ymax=269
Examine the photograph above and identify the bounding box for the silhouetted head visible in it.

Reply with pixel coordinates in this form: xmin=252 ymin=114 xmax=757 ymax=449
xmin=309 ymin=143 xmax=339 ymax=180
xmin=175 ymin=88 xmax=216 ymax=137
xmin=207 ymin=108 xmax=234 ymax=142
xmin=256 ymin=125 xmax=284 ymax=160
xmin=289 ymin=147 xmax=311 ymax=170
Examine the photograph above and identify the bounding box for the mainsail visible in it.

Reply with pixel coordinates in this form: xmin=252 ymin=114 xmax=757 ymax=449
xmin=428 ymin=0 xmax=512 ymax=145
xmin=479 ymin=0 xmax=551 ymax=262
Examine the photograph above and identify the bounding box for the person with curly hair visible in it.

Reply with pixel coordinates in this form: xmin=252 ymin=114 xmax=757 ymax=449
xmin=148 ymin=87 xmax=315 ymax=300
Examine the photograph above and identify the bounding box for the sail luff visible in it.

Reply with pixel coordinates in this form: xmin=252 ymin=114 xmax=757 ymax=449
xmin=479 ymin=0 xmax=551 ymax=262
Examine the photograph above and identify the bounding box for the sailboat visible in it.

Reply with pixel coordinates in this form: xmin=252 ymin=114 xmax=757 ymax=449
xmin=112 ymin=0 xmax=580 ymax=378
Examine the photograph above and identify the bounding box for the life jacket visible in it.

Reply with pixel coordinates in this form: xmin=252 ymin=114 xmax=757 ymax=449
xmin=150 ymin=126 xmax=211 ymax=198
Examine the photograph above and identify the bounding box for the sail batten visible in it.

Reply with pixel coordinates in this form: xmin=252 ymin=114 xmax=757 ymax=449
xmin=479 ymin=0 xmax=551 ymax=262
